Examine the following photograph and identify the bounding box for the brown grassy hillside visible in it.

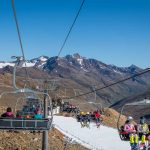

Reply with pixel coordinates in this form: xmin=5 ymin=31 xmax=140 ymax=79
xmin=0 ymin=128 xmax=88 ymax=150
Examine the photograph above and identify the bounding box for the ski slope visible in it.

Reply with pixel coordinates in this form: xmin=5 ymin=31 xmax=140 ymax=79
xmin=54 ymin=116 xmax=130 ymax=150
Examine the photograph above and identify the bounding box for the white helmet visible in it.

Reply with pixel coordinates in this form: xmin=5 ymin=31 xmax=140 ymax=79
xmin=127 ymin=116 xmax=133 ymax=121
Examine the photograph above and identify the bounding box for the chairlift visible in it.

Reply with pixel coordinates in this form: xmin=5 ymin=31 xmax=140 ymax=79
xmin=117 ymin=99 xmax=150 ymax=141
xmin=0 ymin=89 xmax=53 ymax=131
xmin=61 ymin=99 xmax=80 ymax=114
xmin=0 ymin=57 xmax=53 ymax=131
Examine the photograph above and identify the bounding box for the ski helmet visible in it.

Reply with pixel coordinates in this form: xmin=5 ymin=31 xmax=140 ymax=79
xmin=127 ymin=116 xmax=133 ymax=121
xmin=80 ymin=111 xmax=84 ymax=115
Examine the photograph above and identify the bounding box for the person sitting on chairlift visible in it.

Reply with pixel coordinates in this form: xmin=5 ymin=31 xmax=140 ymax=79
xmin=16 ymin=110 xmax=23 ymax=118
xmin=34 ymin=108 xmax=43 ymax=119
xmin=1 ymin=107 xmax=14 ymax=118
xmin=124 ymin=116 xmax=138 ymax=148
xmin=137 ymin=117 xmax=149 ymax=145
xmin=85 ymin=112 xmax=91 ymax=124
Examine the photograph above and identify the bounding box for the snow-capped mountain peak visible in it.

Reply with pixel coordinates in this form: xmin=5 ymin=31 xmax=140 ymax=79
xmin=0 ymin=54 xmax=143 ymax=76
xmin=31 ymin=56 xmax=49 ymax=63
xmin=38 ymin=56 xmax=49 ymax=62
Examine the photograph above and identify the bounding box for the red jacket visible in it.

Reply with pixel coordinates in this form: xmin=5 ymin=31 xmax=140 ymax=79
xmin=95 ymin=112 xmax=101 ymax=118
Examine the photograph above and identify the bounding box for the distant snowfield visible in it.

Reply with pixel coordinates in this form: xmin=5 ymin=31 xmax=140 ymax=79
xmin=53 ymin=116 xmax=130 ymax=150
xmin=0 ymin=62 xmax=35 ymax=68
xmin=0 ymin=62 xmax=15 ymax=68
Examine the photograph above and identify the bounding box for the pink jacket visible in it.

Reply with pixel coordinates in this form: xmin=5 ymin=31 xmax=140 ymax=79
xmin=124 ymin=123 xmax=136 ymax=133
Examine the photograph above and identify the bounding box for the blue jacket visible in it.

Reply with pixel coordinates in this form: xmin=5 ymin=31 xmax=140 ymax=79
xmin=34 ymin=114 xmax=43 ymax=119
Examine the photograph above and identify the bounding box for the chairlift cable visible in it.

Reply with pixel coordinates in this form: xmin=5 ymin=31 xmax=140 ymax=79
xmin=49 ymin=0 xmax=86 ymax=91
xmin=11 ymin=0 xmax=30 ymax=86
xmin=89 ymin=67 xmax=148 ymax=97
xmin=67 ymin=68 xmax=150 ymax=99
xmin=49 ymin=0 xmax=86 ymax=74
xmin=57 ymin=0 xmax=86 ymax=57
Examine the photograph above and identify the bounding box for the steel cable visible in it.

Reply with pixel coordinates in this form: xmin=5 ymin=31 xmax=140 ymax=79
xmin=11 ymin=0 xmax=30 ymax=86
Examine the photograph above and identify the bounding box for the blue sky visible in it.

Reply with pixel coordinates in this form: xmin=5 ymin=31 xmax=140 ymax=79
xmin=0 ymin=0 xmax=150 ymax=68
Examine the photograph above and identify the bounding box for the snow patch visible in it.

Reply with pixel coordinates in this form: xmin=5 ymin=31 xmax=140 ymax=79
xmin=22 ymin=62 xmax=35 ymax=67
xmin=39 ymin=56 xmax=48 ymax=62
xmin=53 ymin=116 xmax=130 ymax=150
xmin=0 ymin=63 xmax=15 ymax=68
xmin=37 ymin=62 xmax=46 ymax=68
xmin=113 ymin=69 xmax=123 ymax=74
xmin=0 ymin=62 xmax=35 ymax=68
xmin=77 ymin=58 xmax=83 ymax=66
xmin=81 ymin=66 xmax=88 ymax=72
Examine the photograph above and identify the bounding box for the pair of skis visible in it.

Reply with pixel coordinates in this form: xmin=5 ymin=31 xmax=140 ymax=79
xmin=80 ymin=121 xmax=90 ymax=128
xmin=96 ymin=122 xmax=101 ymax=128
xmin=80 ymin=120 xmax=102 ymax=128
xmin=96 ymin=118 xmax=103 ymax=128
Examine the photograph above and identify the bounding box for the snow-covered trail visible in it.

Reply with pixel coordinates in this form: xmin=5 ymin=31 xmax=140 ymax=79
xmin=53 ymin=116 xmax=130 ymax=150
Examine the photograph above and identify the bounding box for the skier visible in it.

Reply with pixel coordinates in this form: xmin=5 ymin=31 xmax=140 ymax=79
xmin=79 ymin=111 xmax=89 ymax=128
xmin=137 ymin=117 xmax=149 ymax=148
xmin=124 ymin=116 xmax=138 ymax=149
xmin=79 ymin=111 xmax=86 ymax=127
xmin=94 ymin=110 xmax=102 ymax=127
xmin=85 ymin=112 xmax=91 ymax=128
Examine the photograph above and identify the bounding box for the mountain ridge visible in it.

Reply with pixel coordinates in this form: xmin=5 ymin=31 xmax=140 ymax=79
xmin=0 ymin=53 xmax=149 ymax=107
xmin=0 ymin=53 xmax=144 ymax=71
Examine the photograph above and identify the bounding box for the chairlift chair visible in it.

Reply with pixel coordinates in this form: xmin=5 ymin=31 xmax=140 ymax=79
xmin=0 ymin=56 xmax=53 ymax=131
xmin=0 ymin=90 xmax=53 ymax=131
xmin=62 ymin=99 xmax=79 ymax=114
xmin=117 ymin=99 xmax=150 ymax=141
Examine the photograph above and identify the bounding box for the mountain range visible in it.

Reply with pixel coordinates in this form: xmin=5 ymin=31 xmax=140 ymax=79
xmin=0 ymin=53 xmax=150 ymax=108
